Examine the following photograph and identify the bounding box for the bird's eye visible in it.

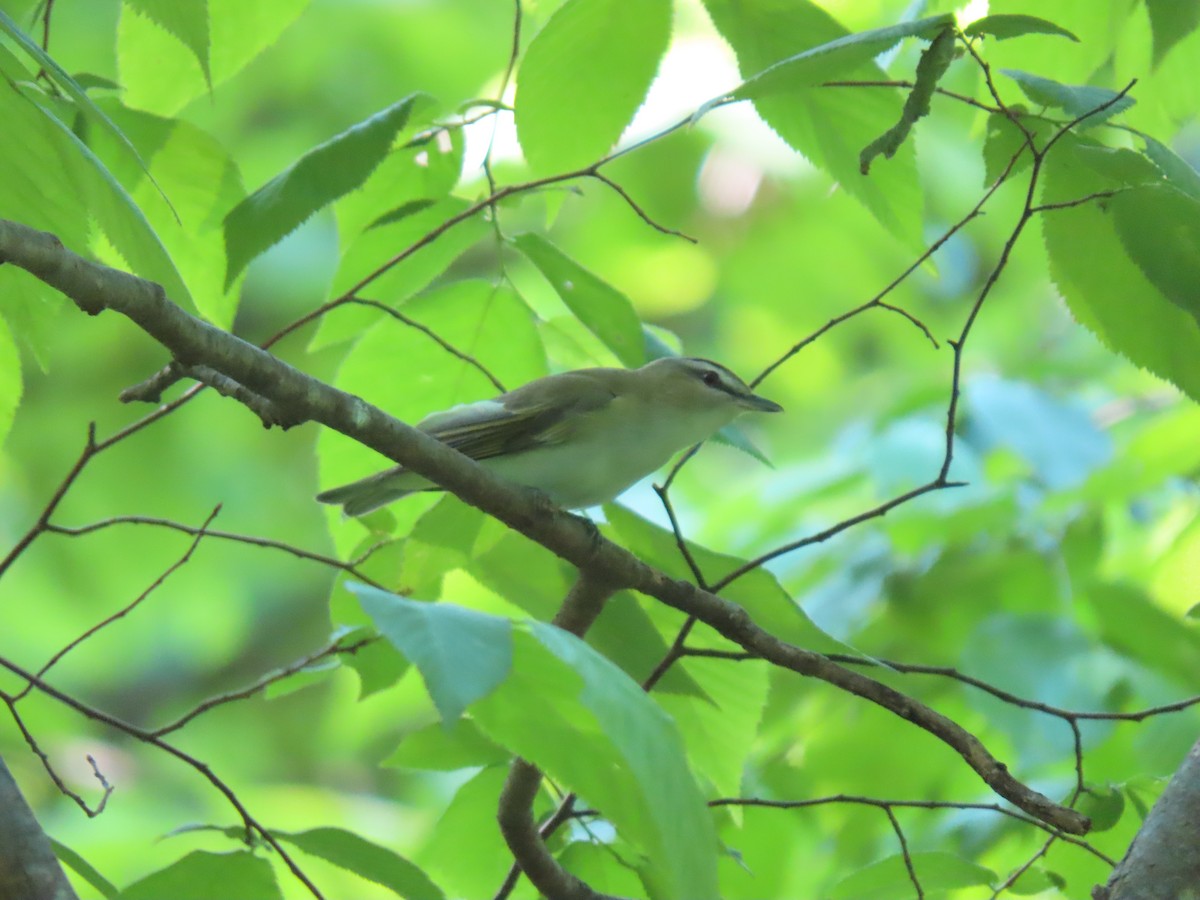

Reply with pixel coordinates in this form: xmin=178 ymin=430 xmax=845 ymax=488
xmin=702 ymin=370 xmax=720 ymax=387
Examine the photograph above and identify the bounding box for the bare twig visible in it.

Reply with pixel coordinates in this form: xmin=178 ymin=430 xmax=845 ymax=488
xmin=0 ymin=657 xmax=327 ymax=899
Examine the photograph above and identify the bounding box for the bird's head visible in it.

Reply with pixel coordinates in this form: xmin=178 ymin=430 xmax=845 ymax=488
xmin=638 ymin=357 xmax=783 ymax=416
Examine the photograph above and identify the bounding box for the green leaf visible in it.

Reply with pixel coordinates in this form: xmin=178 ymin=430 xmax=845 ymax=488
xmin=831 ymin=851 xmax=995 ymax=898
xmin=278 ymin=827 xmax=445 ymax=900
xmin=467 ymin=534 xmax=710 ymax=698
xmin=382 ymin=719 xmax=508 ymax=771
xmin=125 ymin=0 xmax=211 ymax=85
xmin=963 ymin=14 xmax=1080 ymax=42
xmin=1143 ymin=135 xmax=1200 ymax=202
xmin=0 ymin=70 xmax=191 ymax=308
xmin=722 ymin=14 xmax=954 ymax=101
xmin=0 ymin=313 xmax=21 ymax=449
xmin=472 ymin=624 xmax=719 ymax=900
xmin=419 ymin=767 xmax=512 ymax=899
xmin=1078 ymin=783 xmax=1126 ymax=832
xmin=313 ymin=199 xmax=489 ymax=350
xmin=1001 ymin=70 xmax=1134 ymax=126
xmin=0 ymin=9 xmax=168 ymax=208
xmin=604 ymin=505 xmax=862 ymax=657
xmin=118 ymin=0 xmax=311 ymax=115
xmin=711 ymin=423 xmax=773 ymax=468
xmin=223 ymin=94 xmax=426 ymax=288
xmin=353 ymin=585 xmax=513 ymax=724
xmin=91 ymin=100 xmax=246 ymax=327
xmin=515 ymin=0 xmax=672 ymax=173
xmin=1042 ymin=142 xmax=1200 ymax=402
xmin=343 ymin=628 xmax=411 ymax=698
xmin=1145 ymin=0 xmax=1200 ymax=66
xmin=514 ymin=233 xmax=644 ymax=366
xmin=701 ymin=0 xmax=926 ymax=248
xmin=860 ymin=26 xmax=955 ymax=174
xmin=52 ymin=840 xmax=117 ymax=899
xmin=116 ymin=850 xmax=282 ymax=900
xmin=1090 ymin=583 xmax=1200 ymax=687
xmin=1111 ymin=184 xmax=1200 ymax=326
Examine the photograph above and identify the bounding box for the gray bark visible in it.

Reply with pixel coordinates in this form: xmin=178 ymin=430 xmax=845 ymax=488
xmin=1096 ymin=737 xmax=1200 ymax=900
xmin=0 ymin=757 xmax=79 ymax=900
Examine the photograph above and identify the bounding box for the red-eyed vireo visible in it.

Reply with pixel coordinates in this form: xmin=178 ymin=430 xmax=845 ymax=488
xmin=317 ymin=356 xmax=782 ymax=515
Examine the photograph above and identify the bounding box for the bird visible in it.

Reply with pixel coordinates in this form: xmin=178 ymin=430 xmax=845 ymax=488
xmin=316 ymin=356 xmax=782 ymax=516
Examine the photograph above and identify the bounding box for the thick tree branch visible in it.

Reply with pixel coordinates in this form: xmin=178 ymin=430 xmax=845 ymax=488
xmin=0 ymin=217 xmax=1088 ymax=835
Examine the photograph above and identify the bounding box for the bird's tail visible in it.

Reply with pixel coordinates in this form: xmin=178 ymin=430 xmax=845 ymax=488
xmin=316 ymin=468 xmax=433 ymax=517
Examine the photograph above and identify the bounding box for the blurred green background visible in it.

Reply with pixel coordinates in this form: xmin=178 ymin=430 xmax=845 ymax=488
xmin=0 ymin=0 xmax=1197 ymax=897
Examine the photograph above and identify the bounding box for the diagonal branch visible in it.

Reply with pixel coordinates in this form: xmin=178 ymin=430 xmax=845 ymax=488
xmin=0 ymin=216 xmax=1087 ymax=835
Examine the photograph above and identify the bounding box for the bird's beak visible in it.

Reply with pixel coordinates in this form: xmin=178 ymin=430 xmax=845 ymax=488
xmin=738 ymin=392 xmax=783 ymax=413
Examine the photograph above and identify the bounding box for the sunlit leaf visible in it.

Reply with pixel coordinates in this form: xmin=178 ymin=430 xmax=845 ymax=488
xmin=963 ymin=14 xmax=1079 ymax=42
xmin=279 ymin=828 xmax=445 ymax=900
xmin=514 ymin=232 xmax=645 ymax=366
xmin=223 ymin=95 xmax=427 ymax=288
xmin=116 ymin=850 xmax=282 ymax=900
xmin=515 ymin=0 xmax=671 ymax=172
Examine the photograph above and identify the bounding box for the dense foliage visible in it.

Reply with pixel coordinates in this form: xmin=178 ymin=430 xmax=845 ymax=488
xmin=0 ymin=1 xmax=1197 ymax=898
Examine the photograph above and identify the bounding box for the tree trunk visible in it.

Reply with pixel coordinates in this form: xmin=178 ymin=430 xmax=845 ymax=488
xmin=1095 ymin=737 xmax=1200 ymax=899
xmin=0 ymin=757 xmax=79 ymax=900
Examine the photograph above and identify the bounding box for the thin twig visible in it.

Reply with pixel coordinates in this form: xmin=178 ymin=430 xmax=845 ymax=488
xmin=12 ymin=508 xmax=221 ymax=702
xmin=0 ymin=657 xmax=327 ymax=899
xmin=151 ymin=637 xmax=374 ymax=737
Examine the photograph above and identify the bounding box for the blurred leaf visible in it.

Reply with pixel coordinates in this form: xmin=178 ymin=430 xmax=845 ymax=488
xmin=1145 ymin=0 xmax=1200 ymax=65
xmin=279 ymin=827 xmax=445 ymax=900
xmin=344 ymin=634 xmax=411 ymax=698
xmin=964 ymin=14 xmax=1079 ymax=42
xmin=116 ymin=850 xmax=282 ymax=900
xmin=419 ymin=767 xmax=512 ymax=898
xmin=52 ymin=840 xmax=117 ymax=899
xmin=94 ymin=100 xmax=246 ymax=327
xmin=702 ymin=0 xmax=925 ymax=247
xmin=514 ymin=232 xmax=644 ymax=366
xmin=354 ymin=585 xmax=513 ymax=724
xmin=0 ymin=66 xmax=191 ymax=307
xmin=1001 ymin=70 xmax=1134 ymax=126
xmin=831 ymin=851 xmax=994 ymax=898
xmin=263 ymin=657 xmax=341 ymax=699
xmin=125 ymin=0 xmax=211 ymax=85
xmin=1078 ymin=782 xmax=1126 ymax=832
xmin=119 ymin=0 xmax=312 ymax=114
xmin=1142 ymin=135 xmax=1200 ymax=201
xmin=515 ymin=0 xmax=671 ymax=172
xmin=1090 ymin=583 xmax=1200 ymax=686
xmin=1111 ymin=184 xmax=1200 ymax=326
xmin=383 ymin=718 xmax=508 ymax=771
xmin=473 ymin=624 xmax=719 ymax=900
xmin=966 ymin=377 xmax=1113 ymax=490
xmin=1007 ymin=866 xmax=1065 ymax=895
xmin=1042 ymin=142 xmax=1200 ymax=402
xmin=0 ymin=313 xmax=21 ymax=449
xmin=224 ymin=94 xmax=427 ymax=287
xmin=0 ymin=9 xmax=167 ymax=206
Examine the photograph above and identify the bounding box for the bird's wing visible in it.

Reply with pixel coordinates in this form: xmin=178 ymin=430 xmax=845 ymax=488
xmin=419 ymin=370 xmax=618 ymax=461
